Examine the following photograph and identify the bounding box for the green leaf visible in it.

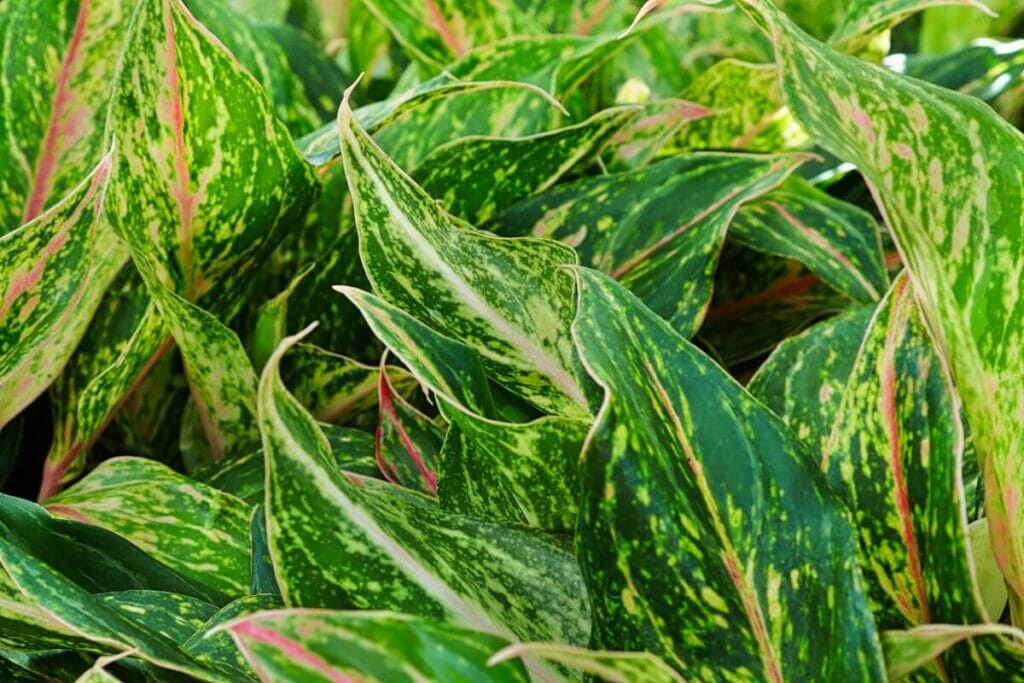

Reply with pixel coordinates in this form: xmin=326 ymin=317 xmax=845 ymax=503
xmin=249 ymin=506 xmax=280 ymax=596
xmin=47 ymin=457 xmax=252 ymax=597
xmin=605 ymin=99 xmax=713 ymax=170
xmin=375 ymin=360 xmax=442 ymax=494
xmin=223 ymin=609 xmax=530 ymax=683
xmin=297 ymin=73 xmax=562 ymax=167
xmin=341 ymin=287 xmax=584 ymax=530
xmin=0 ymin=153 xmax=122 ymax=429
xmin=412 ymin=106 xmax=640 ymax=225
xmin=489 ymin=643 xmax=684 ymax=683
xmin=0 ymin=0 xmax=130 ymax=231
xmin=570 ymin=266 xmax=885 ymax=680
xmin=258 ymin=328 xmax=591 ymax=655
xmin=97 ymin=590 xmax=217 ymax=642
xmin=495 ymin=153 xmax=806 ymax=336
xmin=732 ymin=177 xmax=889 ymax=303
xmin=339 ymin=88 xmax=593 ymax=417
xmin=829 ymin=0 xmax=993 ymax=54
xmin=749 ymin=306 xmax=874 ymax=453
xmin=896 ymin=40 xmax=1024 ymax=104
xmin=882 ymin=624 xmax=1024 ymax=680
xmin=732 ymin=0 xmax=1024 ymax=618
xmin=184 ymin=594 xmax=282 ymax=680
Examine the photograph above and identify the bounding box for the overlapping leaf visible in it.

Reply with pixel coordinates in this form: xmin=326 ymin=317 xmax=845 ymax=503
xmin=570 ymin=266 xmax=885 ymax=680
xmin=732 ymin=0 xmax=1024 ymax=617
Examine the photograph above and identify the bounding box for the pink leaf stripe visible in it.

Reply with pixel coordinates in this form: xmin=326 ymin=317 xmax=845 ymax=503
xmin=231 ymin=621 xmax=363 ymax=683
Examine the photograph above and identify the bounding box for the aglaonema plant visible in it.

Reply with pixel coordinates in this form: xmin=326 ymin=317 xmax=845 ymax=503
xmin=0 ymin=0 xmax=1023 ymax=680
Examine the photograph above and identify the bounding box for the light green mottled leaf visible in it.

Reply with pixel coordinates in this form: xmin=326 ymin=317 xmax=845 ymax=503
xmin=0 ymin=152 xmax=122 ymax=429
xmin=732 ymin=0 xmax=1024 ymax=618
xmin=748 ymin=305 xmax=873 ymax=453
xmin=342 ymin=287 xmax=584 ymax=529
xmin=829 ymin=0 xmax=992 ymax=54
xmin=97 ymin=590 xmax=217 ymax=642
xmin=47 ymin=457 xmax=252 ymax=597
xmin=183 ymin=593 xmax=282 ymax=681
xmin=496 ymin=153 xmax=806 ymax=336
xmin=570 ymin=266 xmax=885 ymax=680
xmin=297 ymin=73 xmax=560 ymax=167
xmin=490 ymin=643 xmax=684 ymax=683
xmin=0 ymin=0 xmax=130 ymax=231
xmin=251 ymin=266 xmax=312 ymax=373
xmin=224 ymin=609 xmax=529 ymax=683
xmin=375 ymin=359 xmax=442 ymax=494
xmin=259 ymin=329 xmax=591 ymax=658
xmin=412 ymin=106 xmax=639 ymax=225
xmin=882 ymin=624 xmax=1024 ymax=680
xmin=339 ymin=90 xmax=593 ymax=417
xmin=678 ymin=59 xmax=805 ymax=152
xmin=732 ymin=177 xmax=888 ymax=303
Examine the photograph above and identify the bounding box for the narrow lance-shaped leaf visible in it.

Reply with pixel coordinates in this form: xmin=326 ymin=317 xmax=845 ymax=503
xmin=338 ymin=85 xmax=593 ymax=417
xmin=0 ymin=0 xmax=131 ymax=230
xmin=375 ymin=356 xmax=442 ymax=494
xmin=730 ymin=0 xmax=1024 ymax=617
xmin=259 ymin=327 xmax=591 ymax=659
xmin=47 ymin=457 xmax=252 ymax=597
xmin=97 ymin=590 xmax=217 ymax=642
xmin=489 ymin=643 xmax=684 ymax=683
xmin=412 ymin=106 xmax=640 ymax=225
xmin=0 ymin=152 xmax=123 ymax=429
xmin=570 ymin=266 xmax=885 ymax=680
xmin=222 ymin=609 xmax=530 ymax=683
xmin=341 ymin=286 xmax=586 ymax=530
xmin=882 ymin=624 xmax=1024 ymax=681
xmin=183 ymin=594 xmax=283 ymax=681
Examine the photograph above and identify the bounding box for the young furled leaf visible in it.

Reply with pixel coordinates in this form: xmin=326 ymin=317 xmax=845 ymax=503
xmin=0 ymin=152 xmax=121 ymax=429
xmin=47 ymin=457 xmax=252 ymax=597
xmin=338 ymin=87 xmax=593 ymax=417
xmin=570 ymin=267 xmax=885 ymax=681
xmin=731 ymin=0 xmax=1024 ymax=621
xmin=223 ymin=609 xmax=530 ymax=683
xmin=258 ymin=328 xmax=591 ymax=657
xmin=495 ymin=153 xmax=806 ymax=337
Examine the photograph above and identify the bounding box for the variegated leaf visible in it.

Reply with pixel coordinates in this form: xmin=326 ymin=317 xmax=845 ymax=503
xmin=895 ymin=40 xmax=1024 ymax=105
xmin=0 ymin=152 xmax=122 ymax=429
xmin=496 ymin=153 xmax=806 ymax=336
xmin=97 ymin=590 xmax=217 ymax=642
xmin=259 ymin=328 xmax=591 ymax=657
xmin=223 ymin=609 xmax=529 ymax=683
xmin=184 ymin=593 xmax=282 ymax=681
xmin=489 ymin=643 xmax=684 ymax=683
xmin=829 ymin=0 xmax=993 ymax=54
xmin=731 ymin=0 xmax=1024 ymax=618
xmin=882 ymin=624 xmax=1024 ymax=680
xmin=570 ymin=266 xmax=885 ymax=680
xmin=732 ymin=177 xmax=889 ymax=303
xmin=412 ymin=106 xmax=640 ymax=225
xmin=678 ymin=59 xmax=804 ymax=152
xmin=107 ymin=0 xmax=317 ymax=304
xmin=297 ymin=73 xmax=560 ymax=167
xmin=375 ymin=359 xmax=442 ymax=494
xmin=47 ymin=457 xmax=252 ymax=597
xmin=606 ymin=99 xmax=713 ymax=170
xmin=749 ymin=306 xmax=873 ymax=453
xmin=342 ymin=287 xmax=585 ymax=529
xmin=339 ymin=89 xmax=593 ymax=417
xmin=0 ymin=0 xmax=130 ymax=231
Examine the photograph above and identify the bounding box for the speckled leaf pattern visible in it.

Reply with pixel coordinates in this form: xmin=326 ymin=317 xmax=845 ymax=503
xmin=184 ymin=593 xmax=282 ymax=681
xmin=339 ymin=92 xmax=593 ymax=417
xmin=342 ymin=287 xmax=584 ymax=529
xmin=570 ymin=267 xmax=885 ymax=681
xmin=106 ymin=0 xmax=317 ymax=304
xmin=678 ymin=59 xmax=802 ymax=152
xmin=225 ymin=609 xmax=530 ymax=683
xmin=829 ymin=0 xmax=992 ymax=53
xmin=375 ymin=361 xmax=442 ymax=494
xmin=497 ymin=153 xmax=806 ymax=337
xmin=882 ymin=624 xmax=1024 ymax=680
xmin=47 ymin=457 xmax=252 ymax=597
xmin=749 ymin=306 xmax=874 ymax=454
xmin=258 ymin=329 xmax=591 ymax=657
xmin=412 ymin=106 xmax=639 ymax=224
xmin=732 ymin=0 xmax=1024 ymax=617
xmin=489 ymin=643 xmax=684 ymax=683
xmin=97 ymin=590 xmax=216 ymax=642
xmin=732 ymin=178 xmax=888 ymax=303
xmin=606 ymin=99 xmax=713 ymax=170
xmin=0 ymin=152 xmax=122 ymax=429
xmin=297 ymin=73 xmax=560 ymax=167
xmin=821 ymin=274 xmax=1024 ymax=678
xmin=0 ymin=0 xmax=130 ymax=231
